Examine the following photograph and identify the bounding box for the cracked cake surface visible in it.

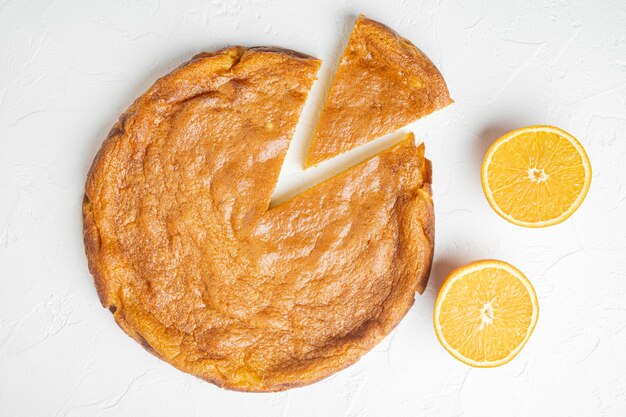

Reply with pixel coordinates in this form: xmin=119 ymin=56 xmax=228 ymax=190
xmin=84 ymin=45 xmax=434 ymax=391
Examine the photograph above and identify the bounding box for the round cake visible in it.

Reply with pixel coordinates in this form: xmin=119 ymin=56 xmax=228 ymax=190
xmin=83 ymin=46 xmax=434 ymax=391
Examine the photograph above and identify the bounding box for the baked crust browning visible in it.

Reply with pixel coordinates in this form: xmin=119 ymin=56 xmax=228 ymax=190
xmin=83 ymin=46 xmax=434 ymax=391
xmin=305 ymin=14 xmax=453 ymax=167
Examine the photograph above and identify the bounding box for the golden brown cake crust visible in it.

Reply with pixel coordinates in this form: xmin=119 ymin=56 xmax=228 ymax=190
xmin=305 ymin=14 xmax=453 ymax=167
xmin=83 ymin=46 xmax=434 ymax=391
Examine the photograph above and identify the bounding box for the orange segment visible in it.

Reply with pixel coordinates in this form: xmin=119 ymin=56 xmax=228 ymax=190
xmin=433 ymin=260 xmax=539 ymax=367
xmin=481 ymin=125 xmax=591 ymax=227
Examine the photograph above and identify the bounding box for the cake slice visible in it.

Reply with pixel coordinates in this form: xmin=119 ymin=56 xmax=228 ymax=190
xmin=305 ymin=14 xmax=452 ymax=167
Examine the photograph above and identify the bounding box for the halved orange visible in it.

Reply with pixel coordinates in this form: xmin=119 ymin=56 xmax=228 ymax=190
xmin=481 ymin=125 xmax=591 ymax=227
xmin=433 ymin=260 xmax=539 ymax=367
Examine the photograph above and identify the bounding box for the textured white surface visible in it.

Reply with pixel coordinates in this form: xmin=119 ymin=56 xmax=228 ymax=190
xmin=1 ymin=0 xmax=625 ymax=415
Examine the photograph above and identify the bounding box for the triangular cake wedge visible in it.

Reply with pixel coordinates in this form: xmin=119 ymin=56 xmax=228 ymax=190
xmin=305 ymin=14 xmax=452 ymax=167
